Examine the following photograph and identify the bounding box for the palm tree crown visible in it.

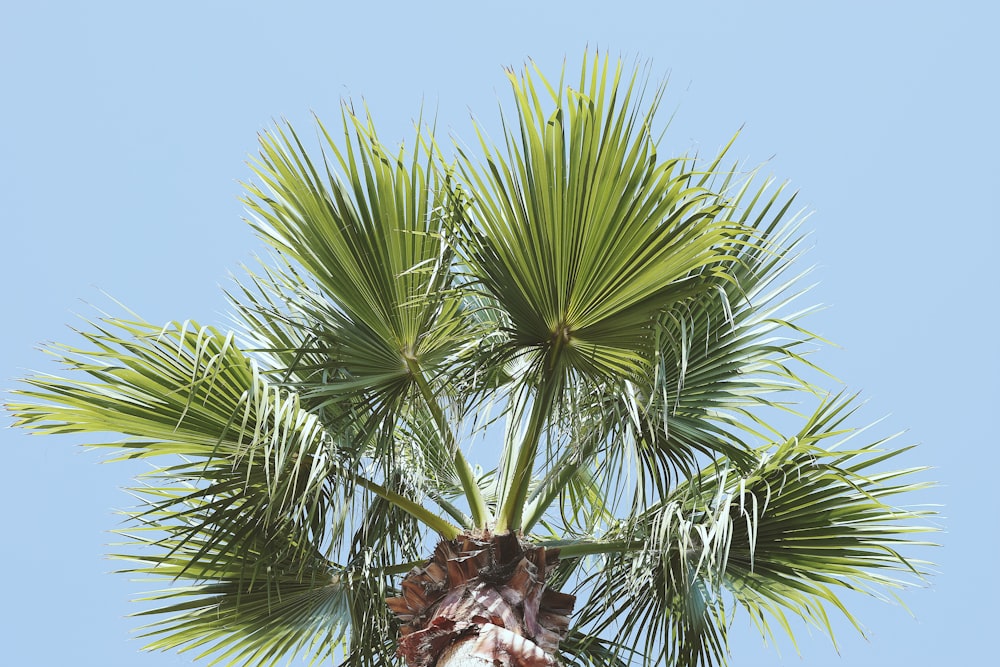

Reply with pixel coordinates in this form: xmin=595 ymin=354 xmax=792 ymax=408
xmin=8 ymin=54 xmax=934 ymax=667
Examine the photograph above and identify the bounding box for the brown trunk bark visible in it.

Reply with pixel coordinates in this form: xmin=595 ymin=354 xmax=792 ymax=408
xmin=386 ymin=531 xmax=575 ymax=667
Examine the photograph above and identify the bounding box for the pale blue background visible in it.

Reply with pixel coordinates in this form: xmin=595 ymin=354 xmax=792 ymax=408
xmin=2 ymin=1 xmax=995 ymax=665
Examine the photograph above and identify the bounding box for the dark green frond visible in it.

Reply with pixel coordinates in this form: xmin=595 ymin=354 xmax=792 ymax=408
xmin=10 ymin=318 xmax=352 ymax=565
xmin=242 ymin=110 xmax=479 ymax=466
xmin=8 ymin=317 xmax=450 ymax=664
xmin=572 ymin=395 xmax=934 ymax=666
xmin=115 ymin=503 xmax=384 ymax=666
xmin=522 ymin=185 xmax=818 ymax=529
xmin=617 ymin=183 xmax=819 ymax=494
xmin=717 ymin=398 xmax=936 ymax=644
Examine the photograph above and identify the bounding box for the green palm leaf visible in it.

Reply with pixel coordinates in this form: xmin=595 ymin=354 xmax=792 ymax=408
xmin=570 ymin=395 xmax=933 ymax=665
xmin=455 ymin=56 xmax=741 ymax=385
xmin=520 ymin=174 xmax=818 ymax=532
xmin=116 ymin=501 xmax=381 ymax=667
xmin=241 ymin=109 xmax=488 ymax=524
xmin=8 ymin=317 xmax=456 ymax=664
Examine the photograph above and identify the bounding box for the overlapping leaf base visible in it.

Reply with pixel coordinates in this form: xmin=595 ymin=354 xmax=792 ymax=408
xmin=387 ymin=532 xmax=575 ymax=667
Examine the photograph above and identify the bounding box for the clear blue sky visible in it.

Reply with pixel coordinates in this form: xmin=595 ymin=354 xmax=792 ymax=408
xmin=2 ymin=1 xmax=995 ymax=665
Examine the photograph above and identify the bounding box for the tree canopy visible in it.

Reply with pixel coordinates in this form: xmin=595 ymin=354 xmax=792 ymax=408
xmin=8 ymin=54 xmax=935 ymax=667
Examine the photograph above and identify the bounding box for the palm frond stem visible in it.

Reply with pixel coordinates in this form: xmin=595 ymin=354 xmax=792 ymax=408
xmin=496 ymin=375 xmax=561 ymax=532
xmin=538 ymin=539 xmax=645 ymax=559
xmin=352 ymin=474 xmax=460 ymax=539
xmin=426 ymin=489 xmax=474 ymax=529
xmin=522 ymin=435 xmax=601 ymax=533
xmin=403 ymin=354 xmax=489 ymax=528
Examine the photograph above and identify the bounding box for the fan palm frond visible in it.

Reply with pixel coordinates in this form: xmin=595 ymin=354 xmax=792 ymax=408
xmin=115 ymin=496 xmax=393 ymax=667
xmin=520 ymin=172 xmax=817 ymax=533
xmin=241 ymin=109 xmax=488 ymax=524
xmin=8 ymin=317 xmax=459 ymax=664
xmin=569 ymin=395 xmax=933 ymax=666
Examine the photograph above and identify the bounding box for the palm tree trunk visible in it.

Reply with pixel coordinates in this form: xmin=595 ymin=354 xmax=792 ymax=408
xmin=387 ymin=532 xmax=575 ymax=667
xmin=435 ymin=637 xmax=494 ymax=666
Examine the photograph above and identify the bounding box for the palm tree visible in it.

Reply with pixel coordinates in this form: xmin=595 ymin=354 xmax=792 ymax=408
xmin=8 ymin=55 xmax=933 ymax=667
